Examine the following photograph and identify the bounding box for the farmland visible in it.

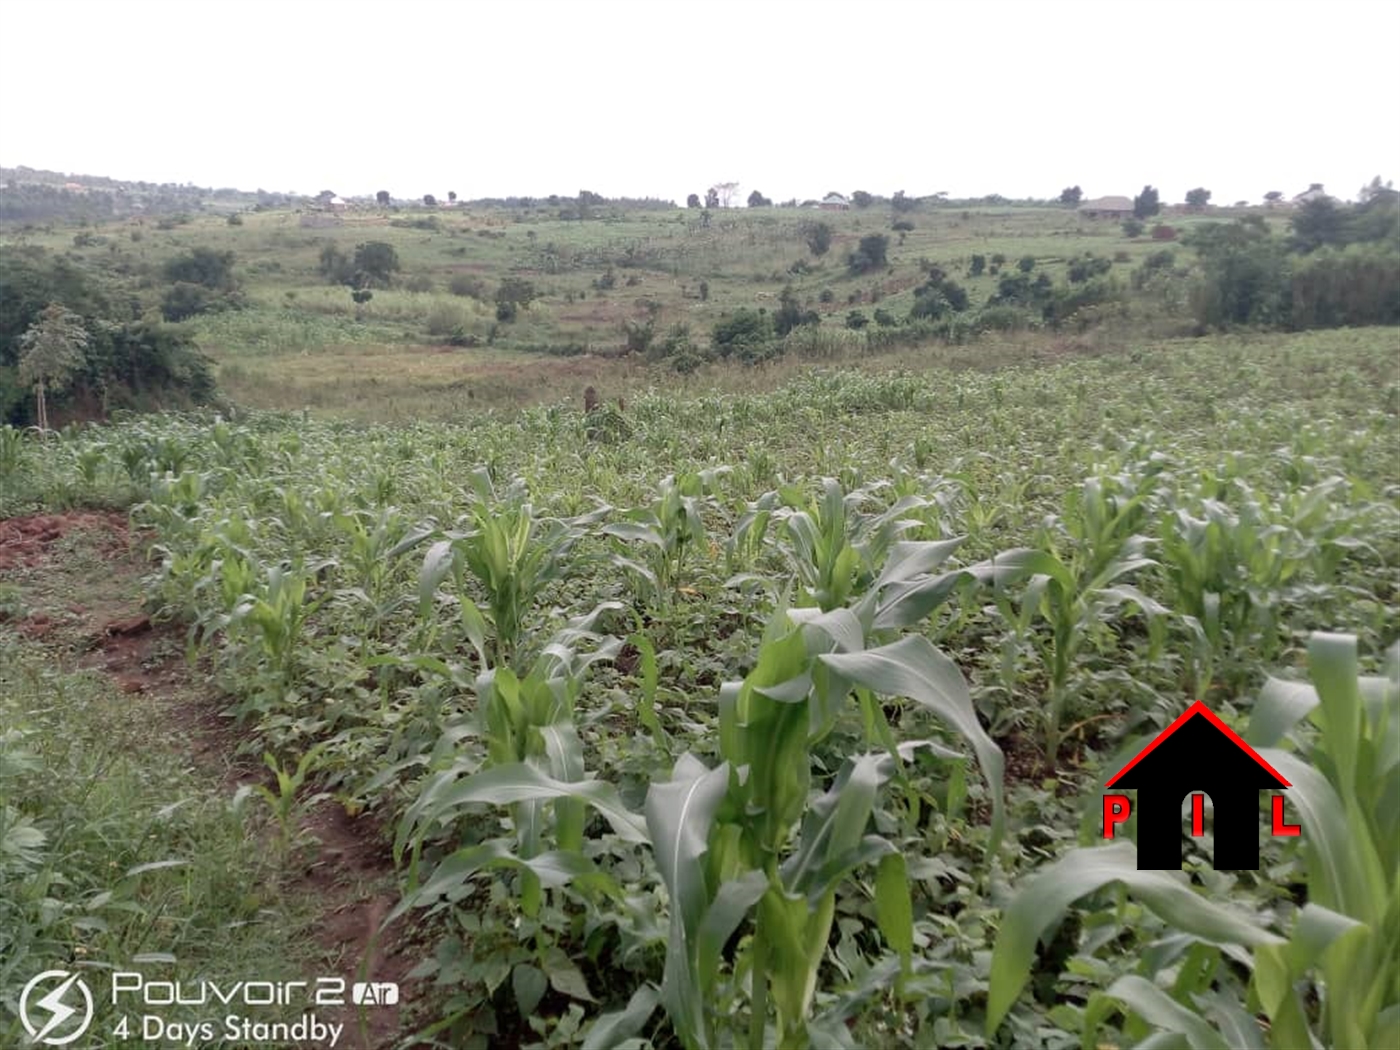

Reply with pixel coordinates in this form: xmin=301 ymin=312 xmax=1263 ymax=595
xmin=3 ymin=282 xmax=1398 ymax=1049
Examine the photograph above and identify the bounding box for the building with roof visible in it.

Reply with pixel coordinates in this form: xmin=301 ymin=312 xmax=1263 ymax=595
xmin=1078 ymin=195 xmax=1135 ymax=219
xmin=819 ymin=192 xmax=850 ymax=211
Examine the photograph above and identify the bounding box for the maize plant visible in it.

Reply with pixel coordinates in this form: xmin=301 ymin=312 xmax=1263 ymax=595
xmin=602 ymin=470 xmax=721 ymax=609
xmin=987 ymin=632 xmax=1399 ymax=1048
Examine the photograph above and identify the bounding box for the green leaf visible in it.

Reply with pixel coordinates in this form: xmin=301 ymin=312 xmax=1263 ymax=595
xmin=874 ymin=852 xmax=914 ymax=974
xmin=1246 ymin=676 xmax=1319 ymax=748
xmin=986 ymin=843 xmax=1281 ymax=1036
xmin=819 ymin=636 xmax=1005 ymax=854
xmin=581 ymin=985 xmax=660 ymax=1050
xmin=1101 ymin=975 xmax=1229 ymax=1050
xmin=418 ymin=539 xmax=455 ymax=619
xmin=513 ymin=963 xmax=547 ymax=1017
xmin=422 ymin=763 xmax=649 ymax=844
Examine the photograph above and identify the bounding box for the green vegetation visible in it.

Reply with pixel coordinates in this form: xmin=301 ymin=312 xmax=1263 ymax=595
xmin=2 ymin=321 xmax=1396 ymax=1047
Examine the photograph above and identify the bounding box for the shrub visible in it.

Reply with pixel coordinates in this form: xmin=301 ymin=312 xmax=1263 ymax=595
xmin=990 ymin=253 xmax=1006 ymax=266
xmin=161 ymin=282 xmax=229 ymax=322
xmin=892 ymin=219 xmax=915 ymax=232
xmin=1289 ymin=244 xmax=1400 ymax=329
xmin=227 ymin=213 xmax=243 ymax=226
xmin=872 ymin=308 xmax=898 ymax=327
xmin=846 ymin=310 xmax=869 ymax=329
xmin=404 ymin=275 xmax=435 ymax=294
xmin=847 ymin=234 xmax=889 ymax=275
xmin=164 ymin=247 xmax=237 ymax=290
xmin=711 ymin=308 xmax=775 ymax=363
xmin=1017 ymin=255 xmax=1035 ymax=273
xmin=426 ymin=301 xmax=471 ymax=337
xmin=969 ymin=254 xmax=986 ymax=277
xmin=449 ymin=273 xmax=487 ymax=299
xmin=818 ymin=288 xmax=835 ymax=304
xmin=802 ymin=221 xmax=833 ymax=257
xmin=1151 ymin=224 xmax=1177 ymax=241
xmin=1066 ymin=253 xmax=1112 ymax=283
xmin=1122 ymin=219 xmax=1145 ymax=238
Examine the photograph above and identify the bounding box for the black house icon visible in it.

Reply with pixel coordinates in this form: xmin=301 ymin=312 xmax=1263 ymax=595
xmin=1106 ymin=701 xmax=1291 ymax=869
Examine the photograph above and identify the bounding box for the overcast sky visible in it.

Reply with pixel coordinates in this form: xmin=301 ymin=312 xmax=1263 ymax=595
xmin=1 ymin=0 xmax=1396 ymax=205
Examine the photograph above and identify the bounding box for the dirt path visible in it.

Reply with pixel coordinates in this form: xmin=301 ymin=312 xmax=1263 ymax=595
xmin=1 ymin=511 xmax=421 ymax=1050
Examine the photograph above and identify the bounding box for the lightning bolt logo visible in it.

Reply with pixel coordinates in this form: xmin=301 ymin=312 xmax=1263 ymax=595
xmin=19 ymin=970 xmax=94 ymax=1046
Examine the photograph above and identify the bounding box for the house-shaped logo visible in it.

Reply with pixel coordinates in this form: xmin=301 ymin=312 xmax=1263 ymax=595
xmin=1102 ymin=701 xmax=1300 ymax=869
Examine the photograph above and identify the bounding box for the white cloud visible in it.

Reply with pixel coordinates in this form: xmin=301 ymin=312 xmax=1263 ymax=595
xmin=1 ymin=0 xmax=1396 ymax=204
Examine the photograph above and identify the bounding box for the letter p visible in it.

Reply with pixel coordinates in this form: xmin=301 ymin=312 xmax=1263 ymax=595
xmin=1103 ymin=794 xmax=1131 ymax=839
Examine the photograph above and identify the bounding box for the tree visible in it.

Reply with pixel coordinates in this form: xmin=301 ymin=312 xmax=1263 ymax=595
xmin=448 ymin=190 xmax=457 ymax=203
xmin=687 ymin=193 xmax=701 ymax=209
xmin=1185 ymin=187 xmax=1212 ymax=208
xmin=376 ymin=190 xmax=391 ymax=206
xmin=494 ymin=277 xmax=537 ymax=322
xmin=851 ymin=190 xmax=873 ymax=209
xmin=164 ymin=247 xmax=236 ymax=290
xmin=891 ymin=190 xmax=917 ymax=213
xmin=847 ymin=234 xmax=889 ymax=275
xmin=423 ymin=194 xmax=437 ymax=206
xmin=17 ymin=302 xmax=88 ymax=432
xmin=1133 ymin=185 xmax=1161 ymax=220
xmin=1059 ymin=186 xmax=1083 ymax=205
xmin=1122 ymin=218 xmax=1145 ymax=238
xmin=352 ymin=241 xmax=401 ymax=287
xmin=1289 ymin=197 xmax=1346 ymax=253
xmin=1359 ymin=175 xmax=1395 ymax=204
xmin=802 ymin=220 xmax=833 ymax=257
xmin=705 ymin=187 xmax=719 ymax=210
xmin=711 ymin=182 xmax=739 ymax=207
xmin=1264 ymin=191 xmax=1284 ymax=206
xmin=747 ymin=190 xmax=772 ymax=208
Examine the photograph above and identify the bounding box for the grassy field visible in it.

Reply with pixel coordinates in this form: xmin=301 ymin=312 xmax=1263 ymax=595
xmin=6 ymin=199 xmax=1270 ymax=421
xmin=3 ymin=320 xmax=1397 ymax=1047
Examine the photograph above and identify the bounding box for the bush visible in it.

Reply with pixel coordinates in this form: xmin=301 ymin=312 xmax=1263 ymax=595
xmin=227 ymin=213 xmax=243 ymax=226
xmin=1066 ymin=253 xmax=1112 ymax=283
xmin=975 ymin=305 xmax=1038 ymax=332
xmin=802 ymin=221 xmax=833 ymax=257
xmin=846 ymin=310 xmax=869 ymax=329
xmin=1122 ymin=219 xmax=1145 ymax=238
xmin=1186 ymin=219 xmax=1291 ymax=328
xmin=426 ymin=301 xmax=471 ymax=337
xmin=969 ymin=254 xmax=986 ymax=277
xmin=1151 ymin=224 xmax=1177 ymax=241
xmin=872 ymin=308 xmax=898 ymax=327
xmin=1017 ymin=255 xmax=1035 ymax=273
xmin=847 ymin=234 xmax=889 ymax=275
xmin=164 ymin=247 xmax=237 ymax=290
xmin=1289 ymin=245 xmax=1400 ymax=329
xmin=404 ymin=275 xmax=435 ymax=294
xmin=711 ymin=309 xmax=776 ymax=363
xmin=818 ymin=288 xmax=835 ymax=304
xmin=161 ymin=282 xmax=238 ymax=322
xmin=892 ymin=219 xmax=915 ymax=232
xmin=449 ymin=273 xmax=487 ymax=299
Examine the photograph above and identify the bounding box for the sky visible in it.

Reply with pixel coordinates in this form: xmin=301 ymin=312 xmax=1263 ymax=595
xmin=1 ymin=0 xmax=1397 ymax=206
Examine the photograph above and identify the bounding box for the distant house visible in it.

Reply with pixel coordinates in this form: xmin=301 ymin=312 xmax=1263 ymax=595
xmin=1078 ymin=195 xmax=1135 ymax=219
xmin=819 ymin=192 xmax=850 ymax=211
xmin=327 ymin=196 xmax=348 ymax=211
xmin=1292 ymin=183 xmax=1328 ymax=206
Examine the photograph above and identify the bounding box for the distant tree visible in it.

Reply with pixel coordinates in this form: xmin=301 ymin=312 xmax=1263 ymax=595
xmin=448 ymin=190 xmax=457 ymax=203
xmin=1359 ymin=175 xmax=1395 ymax=203
xmin=846 ymin=310 xmax=869 ymax=329
xmin=1017 ymin=255 xmax=1035 ymax=273
xmin=802 ymin=220 xmax=833 ymax=256
xmin=1133 ymin=185 xmax=1161 ymax=220
xmin=1185 ymin=187 xmax=1212 ymax=208
xmin=1122 ymin=218 xmax=1146 ymax=238
xmin=376 ymin=190 xmax=391 ymax=206
xmin=17 ymin=302 xmax=89 ymax=432
xmin=1059 ymin=186 xmax=1083 ymax=205
xmin=1289 ymin=197 xmax=1346 ymax=253
xmin=352 ymin=241 xmax=401 ymax=287
xmin=164 ymin=247 xmax=237 ymax=290
xmin=891 ymin=190 xmax=917 ymax=213
xmin=1264 ymin=191 xmax=1283 ymax=205
xmin=747 ymin=190 xmax=772 ymax=208
xmin=494 ymin=277 xmax=537 ymax=322
xmin=423 ymin=194 xmax=437 ymax=206
xmin=851 ymin=190 xmax=874 ymax=209
xmin=969 ymin=254 xmax=986 ymax=276
xmin=847 ymin=233 xmax=889 ymax=274
xmin=687 ymin=193 xmax=701 ymax=209
xmin=712 ymin=182 xmax=740 ymax=207
xmin=226 ymin=213 xmax=243 ymax=226
xmin=704 ymin=187 xmax=719 ymax=209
